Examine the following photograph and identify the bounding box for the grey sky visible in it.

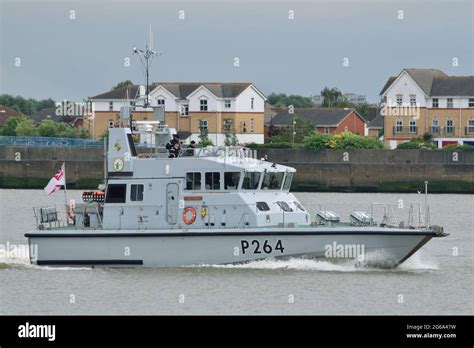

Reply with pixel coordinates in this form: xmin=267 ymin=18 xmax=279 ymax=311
xmin=1 ymin=0 xmax=473 ymax=103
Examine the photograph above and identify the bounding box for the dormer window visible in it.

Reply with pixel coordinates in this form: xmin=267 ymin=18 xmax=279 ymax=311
xmin=225 ymin=100 xmax=231 ymax=108
xmin=200 ymin=99 xmax=208 ymax=111
xmin=109 ymin=101 xmax=113 ymax=111
xmin=409 ymin=94 xmax=416 ymax=107
xmin=432 ymin=98 xmax=439 ymax=108
xmin=157 ymin=99 xmax=165 ymax=106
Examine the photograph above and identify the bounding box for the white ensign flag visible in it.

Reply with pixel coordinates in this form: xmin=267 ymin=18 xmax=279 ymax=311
xmin=44 ymin=163 xmax=65 ymax=195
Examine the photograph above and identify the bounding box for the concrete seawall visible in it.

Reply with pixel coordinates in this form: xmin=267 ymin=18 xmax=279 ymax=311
xmin=0 ymin=147 xmax=473 ymax=192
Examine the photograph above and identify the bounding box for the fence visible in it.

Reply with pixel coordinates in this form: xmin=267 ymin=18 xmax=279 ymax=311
xmin=0 ymin=136 xmax=103 ymax=148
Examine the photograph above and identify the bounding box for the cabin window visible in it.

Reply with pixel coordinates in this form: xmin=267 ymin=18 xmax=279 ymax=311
xmin=186 ymin=172 xmax=201 ymax=190
xmin=256 ymin=201 xmax=270 ymax=211
xmin=283 ymin=172 xmax=293 ymax=190
xmin=205 ymin=172 xmax=220 ymax=190
xmin=105 ymin=184 xmax=126 ymax=203
xmin=277 ymin=201 xmax=293 ymax=212
xmin=224 ymin=172 xmax=241 ymax=190
xmin=130 ymin=184 xmax=144 ymax=201
xmin=242 ymin=172 xmax=261 ymax=190
xmin=261 ymin=172 xmax=284 ymax=190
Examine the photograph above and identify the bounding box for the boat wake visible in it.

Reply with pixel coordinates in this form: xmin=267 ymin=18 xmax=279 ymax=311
xmin=201 ymin=252 xmax=439 ymax=273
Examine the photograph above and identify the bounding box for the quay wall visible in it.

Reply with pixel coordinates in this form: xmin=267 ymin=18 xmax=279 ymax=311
xmin=0 ymin=147 xmax=473 ymax=192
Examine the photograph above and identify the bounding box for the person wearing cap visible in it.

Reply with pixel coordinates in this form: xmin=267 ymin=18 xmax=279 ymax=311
xmin=185 ymin=140 xmax=197 ymax=156
xmin=166 ymin=133 xmax=180 ymax=151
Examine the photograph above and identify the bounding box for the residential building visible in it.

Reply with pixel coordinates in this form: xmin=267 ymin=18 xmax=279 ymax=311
xmin=269 ymin=108 xmax=367 ymax=136
xmin=380 ymin=68 xmax=474 ymax=148
xmin=88 ymin=82 xmax=266 ymax=145
xmin=30 ymin=107 xmax=83 ymax=128
xmin=0 ymin=105 xmax=27 ymax=127
xmin=367 ymin=114 xmax=384 ymax=138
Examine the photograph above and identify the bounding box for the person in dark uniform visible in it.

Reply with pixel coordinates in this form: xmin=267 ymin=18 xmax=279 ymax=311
xmin=166 ymin=134 xmax=180 ymax=150
xmin=168 ymin=142 xmax=181 ymax=158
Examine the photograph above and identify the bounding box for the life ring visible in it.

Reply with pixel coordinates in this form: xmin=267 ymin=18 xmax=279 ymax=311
xmin=67 ymin=199 xmax=76 ymax=221
xmin=183 ymin=206 xmax=197 ymax=225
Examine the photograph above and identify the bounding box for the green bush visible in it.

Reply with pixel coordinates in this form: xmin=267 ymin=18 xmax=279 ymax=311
xmin=327 ymin=132 xmax=384 ymax=149
xmin=303 ymin=132 xmax=330 ymax=151
xmin=397 ymin=141 xmax=436 ymax=149
xmin=441 ymin=144 xmax=474 ymax=151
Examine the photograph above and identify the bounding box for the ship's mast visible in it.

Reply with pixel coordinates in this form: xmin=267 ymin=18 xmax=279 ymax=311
xmin=133 ymin=26 xmax=161 ymax=122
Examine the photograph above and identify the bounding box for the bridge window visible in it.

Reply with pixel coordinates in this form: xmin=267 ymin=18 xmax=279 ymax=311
xmin=261 ymin=172 xmax=284 ymax=190
xmin=242 ymin=172 xmax=261 ymax=190
xmin=276 ymin=201 xmax=293 ymax=212
xmin=205 ymin=172 xmax=220 ymax=190
xmin=130 ymin=184 xmax=144 ymax=201
xmin=105 ymin=184 xmax=126 ymax=203
xmin=224 ymin=172 xmax=241 ymax=190
xmin=256 ymin=201 xmax=270 ymax=211
xmin=283 ymin=172 xmax=293 ymax=190
xmin=186 ymin=172 xmax=201 ymax=190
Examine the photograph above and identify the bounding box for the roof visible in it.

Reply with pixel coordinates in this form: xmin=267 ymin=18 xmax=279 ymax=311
xmin=364 ymin=107 xmax=381 ymax=122
xmin=91 ymin=82 xmax=254 ymax=100
xmin=430 ymin=76 xmax=474 ymax=96
xmin=0 ymin=105 xmax=27 ymax=127
xmin=270 ymin=108 xmax=362 ymax=127
xmin=367 ymin=114 xmax=384 ymax=129
xmin=379 ymin=69 xmax=473 ymax=97
xmin=30 ymin=108 xmax=82 ymax=126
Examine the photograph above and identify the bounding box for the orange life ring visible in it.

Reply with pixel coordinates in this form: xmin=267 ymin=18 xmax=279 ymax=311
xmin=183 ymin=206 xmax=197 ymax=225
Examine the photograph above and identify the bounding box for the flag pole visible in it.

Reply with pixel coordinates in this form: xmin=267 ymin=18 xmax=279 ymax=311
xmin=63 ymin=162 xmax=69 ymax=224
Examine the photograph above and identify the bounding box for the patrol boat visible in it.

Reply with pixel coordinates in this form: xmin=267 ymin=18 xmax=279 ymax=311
xmin=25 ymin=123 xmax=447 ymax=268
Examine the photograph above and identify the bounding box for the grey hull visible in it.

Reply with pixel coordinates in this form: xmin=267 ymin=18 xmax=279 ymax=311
xmin=25 ymin=227 xmax=439 ymax=268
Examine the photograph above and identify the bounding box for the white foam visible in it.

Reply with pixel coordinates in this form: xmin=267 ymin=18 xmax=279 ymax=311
xmin=399 ymin=252 xmax=439 ymax=271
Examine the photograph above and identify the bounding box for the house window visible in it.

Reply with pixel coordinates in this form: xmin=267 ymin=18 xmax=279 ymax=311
xmin=409 ymin=94 xmax=416 ymax=107
xmin=431 ymin=119 xmax=439 ymax=134
xmin=469 ymin=98 xmax=474 ymax=108
xmin=395 ymin=119 xmax=403 ymax=133
xmin=446 ymin=119 xmax=454 ymax=134
xmin=432 ymin=98 xmax=439 ymax=108
xmin=186 ymin=172 xmax=201 ymax=190
xmin=224 ymin=172 xmax=241 ymax=190
xmin=250 ymin=97 xmax=254 ymax=110
xmin=323 ymin=127 xmax=330 ymax=134
xmin=157 ymin=99 xmax=165 ymax=106
xmin=200 ymin=99 xmax=208 ymax=111
xmin=225 ymin=100 xmax=231 ymax=108
xmin=109 ymin=101 xmax=113 ymax=111
xmin=199 ymin=119 xmax=208 ymax=130
xmin=108 ymin=120 xmax=114 ymax=128
xmin=242 ymin=121 xmax=247 ymax=133
xmin=383 ymin=96 xmax=387 ymax=104
xmin=409 ymin=118 xmax=417 ymax=133
xmin=447 ymin=98 xmax=453 ymax=108
xmin=180 ymin=105 xmax=189 ymax=116
xmin=250 ymin=119 xmax=254 ymax=132
xmin=396 ymin=94 xmax=403 ymax=106
xmin=205 ymin=172 xmax=221 ymax=190
xmin=468 ymin=119 xmax=474 ymax=133
xmin=130 ymin=184 xmax=144 ymax=201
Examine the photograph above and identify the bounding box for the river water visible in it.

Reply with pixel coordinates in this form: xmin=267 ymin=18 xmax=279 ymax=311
xmin=0 ymin=189 xmax=472 ymax=315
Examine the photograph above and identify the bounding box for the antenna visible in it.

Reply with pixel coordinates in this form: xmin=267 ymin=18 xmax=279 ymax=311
xmin=133 ymin=25 xmax=162 ymax=109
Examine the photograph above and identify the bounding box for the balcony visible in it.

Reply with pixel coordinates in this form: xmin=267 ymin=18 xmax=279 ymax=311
xmin=392 ymin=126 xmax=418 ymax=136
xmin=465 ymin=127 xmax=474 ymax=136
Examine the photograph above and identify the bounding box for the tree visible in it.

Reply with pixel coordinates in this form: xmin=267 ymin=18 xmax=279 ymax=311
xmin=15 ymin=119 xmax=37 ymax=136
xmin=0 ymin=117 xmax=22 ymax=136
xmin=267 ymin=93 xmax=314 ymax=108
xmin=37 ymin=119 xmax=59 ymax=137
xmin=268 ymin=116 xmax=315 ymax=143
xmin=321 ymin=87 xmax=343 ymax=107
xmin=198 ymin=124 xmax=214 ymax=147
xmin=112 ymin=80 xmax=134 ymax=91
xmin=0 ymin=94 xmax=56 ymax=116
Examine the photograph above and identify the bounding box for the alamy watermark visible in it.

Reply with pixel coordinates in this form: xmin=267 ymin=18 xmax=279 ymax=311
xmin=324 ymin=242 xmax=365 ymax=261
xmin=0 ymin=242 xmax=38 ymax=262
